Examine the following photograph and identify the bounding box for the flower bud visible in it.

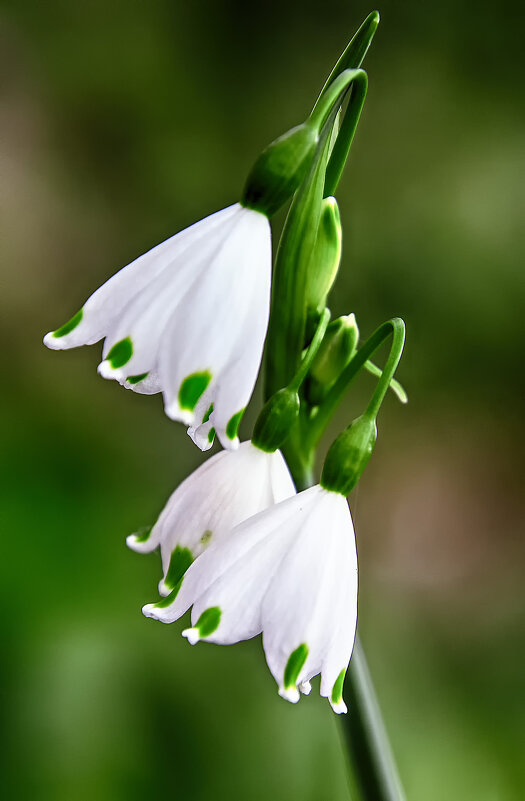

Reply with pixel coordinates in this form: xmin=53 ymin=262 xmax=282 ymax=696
xmin=306 ymin=314 xmax=359 ymax=405
xmin=320 ymin=414 xmax=377 ymax=496
xmin=241 ymin=123 xmax=318 ymax=218
xmin=252 ymin=388 xmax=300 ymax=453
xmin=306 ymin=196 xmax=342 ymax=311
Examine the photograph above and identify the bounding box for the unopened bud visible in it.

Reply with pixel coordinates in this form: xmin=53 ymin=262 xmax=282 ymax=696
xmin=306 ymin=196 xmax=342 ymax=311
xmin=241 ymin=123 xmax=318 ymax=218
xmin=321 ymin=414 xmax=377 ymax=496
xmin=252 ymin=388 xmax=300 ymax=453
xmin=306 ymin=314 xmax=359 ymax=405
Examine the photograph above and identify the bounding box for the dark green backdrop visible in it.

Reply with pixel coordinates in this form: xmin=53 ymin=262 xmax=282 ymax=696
xmin=1 ymin=1 xmax=524 ymax=799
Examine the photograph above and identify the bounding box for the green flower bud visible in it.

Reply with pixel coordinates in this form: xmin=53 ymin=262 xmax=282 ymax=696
xmin=320 ymin=414 xmax=377 ymax=496
xmin=252 ymin=388 xmax=300 ymax=453
xmin=241 ymin=123 xmax=318 ymax=218
xmin=306 ymin=314 xmax=359 ymax=405
xmin=306 ymin=196 xmax=342 ymax=311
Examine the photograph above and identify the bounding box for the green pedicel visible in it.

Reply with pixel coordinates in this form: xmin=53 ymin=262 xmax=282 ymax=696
xmin=106 ymin=337 xmax=133 ymax=369
xmin=331 ymin=669 xmax=346 ymax=705
xmin=164 ymin=546 xmax=194 ymax=592
xmin=179 ymin=371 xmax=212 ymax=411
xmin=283 ymin=643 xmax=309 ymax=689
xmin=52 ymin=309 xmax=83 ymax=338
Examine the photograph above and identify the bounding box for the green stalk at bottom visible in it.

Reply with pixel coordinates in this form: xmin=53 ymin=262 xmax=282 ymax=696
xmin=342 ymin=638 xmax=406 ymax=801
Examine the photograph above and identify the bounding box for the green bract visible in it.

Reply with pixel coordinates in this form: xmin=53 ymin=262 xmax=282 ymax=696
xmin=320 ymin=414 xmax=377 ymax=496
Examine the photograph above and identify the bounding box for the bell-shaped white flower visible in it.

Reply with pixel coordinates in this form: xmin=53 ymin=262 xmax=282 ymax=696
xmin=127 ymin=440 xmax=296 ymax=597
xmin=44 ymin=203 xmax=271 ymax=450
xmin=143 ymin=484 xmax=357 ymax=713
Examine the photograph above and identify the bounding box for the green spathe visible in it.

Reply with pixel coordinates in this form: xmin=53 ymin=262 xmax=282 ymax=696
xmin=252 ymin=388 xmax=300 ymax=453
xmin=283 ymin=643 xmax=309 ymax=689
xmin=52 ymin=308 xmax=83 ymax=338
xmin=179 ymin=371 xmax=212 ymax=411
xmin=241 ymin=123 xmax=318 ymax=218
xmin=164 ymin=546 xmax=193 ymax=592
xmin=106 ymin=337 xmax=133 ymax=369
xmin=321 ymin=414 xmax=377 ymax=496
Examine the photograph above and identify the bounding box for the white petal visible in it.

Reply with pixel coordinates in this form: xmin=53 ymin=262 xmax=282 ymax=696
xmin=133 ymin=441 xmax=295 ymax=599
xmin=44 ymin=204 xmax=239 ymax=350
xmin=160 ymin=208 xmax=271 ymax=432
xmin=98 ymin=210 xmax=241 ymax=383
xmin=319 ymin=503 xmax=358 ymax=709
xmin=261 ymin=489 xmax=354 ymax=697
xmin=142 ymin=489 xmax=304 ymax=631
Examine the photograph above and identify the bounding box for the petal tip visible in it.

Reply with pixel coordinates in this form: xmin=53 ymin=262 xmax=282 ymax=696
xmin=279 ymin=686 xmax=300 ymax=704
xmin=98 ymin=360 xmax=121 ymax=380
xmin=329 ymin=699 xmax=348 ymax=715
xmin=182 ymin=627 xmax=200 ymax=645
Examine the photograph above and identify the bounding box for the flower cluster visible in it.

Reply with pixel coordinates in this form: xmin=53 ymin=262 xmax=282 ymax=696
xmin=43 ymin=13 xmax=405 ymax=715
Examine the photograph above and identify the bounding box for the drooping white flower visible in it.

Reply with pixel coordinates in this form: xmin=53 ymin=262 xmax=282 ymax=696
xmin=44 ymin=203 xmax=271 ymax=450
xmin=127 ymin=440 xmax=296 ymax=597
xmin=143 ymin=484 xmax=357 ymax=713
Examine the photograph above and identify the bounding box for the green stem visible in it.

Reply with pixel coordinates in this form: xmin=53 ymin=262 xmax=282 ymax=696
xmin=343 ymin=639 xmax=407 ymax=801
xmin=288 ymin=308 xmax=330 ymax=391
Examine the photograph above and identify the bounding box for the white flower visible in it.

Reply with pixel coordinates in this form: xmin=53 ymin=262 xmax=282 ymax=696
xmin=127 ymin=440 xmax=296 ymax=597
xmin=44 ymin=203 xmax=271 ymax=450
xmin=143 ymin=484 xmax=357 ymax=713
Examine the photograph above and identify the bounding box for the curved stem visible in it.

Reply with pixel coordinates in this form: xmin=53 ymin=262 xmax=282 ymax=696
xmin=365 ymin=319 xmax=405 ymax=420
xmin=309 ymin=69 xmax=368 ymax=135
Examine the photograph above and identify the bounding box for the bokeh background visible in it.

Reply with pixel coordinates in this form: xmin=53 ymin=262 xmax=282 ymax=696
xmin=1 ymin=1 xmax=524 ymax=799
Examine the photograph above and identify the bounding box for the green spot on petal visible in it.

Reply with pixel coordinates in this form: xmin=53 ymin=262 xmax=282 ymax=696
xmin=283 ymin=643 xmax=309 ymax=689
xmin=200 ymin=529 xmax=212 ymax=547
xmin=208 ymin=427 xmax=216 ymax=444
xmin=202 ymin=403 xmax=214 ymax=424
xmin=127 ymin=372 xmax=148 ymax=385
xmin=226 ymin=408 xmax=245 ymax=440
xmin=331 ymin=669 xmax=346 ymax=705
xmin=164 ymin=546 xmax=193 ymax=592
xmin=153 ymin=582 xmax=183 ymax=608
xmin=107 ymin=337 xmax=133 ymax=369
xmin=53 ymin=309 xmax=83 ymax=338
xmin=195 ymin=606 xmax=221 ymax=638
xmin=133 ymin=525 xmax=152 ymax=544
xmin=179 ymin=371 xmax=212 ymax=412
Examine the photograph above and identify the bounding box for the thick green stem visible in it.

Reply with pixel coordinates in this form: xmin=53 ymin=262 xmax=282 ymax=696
xmin=343 ymin=639 xmax=407 ymax=801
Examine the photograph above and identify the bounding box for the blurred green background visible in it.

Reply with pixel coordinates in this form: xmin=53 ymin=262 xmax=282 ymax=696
xmin=1 ymin=1 xmax=524 ymax=799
